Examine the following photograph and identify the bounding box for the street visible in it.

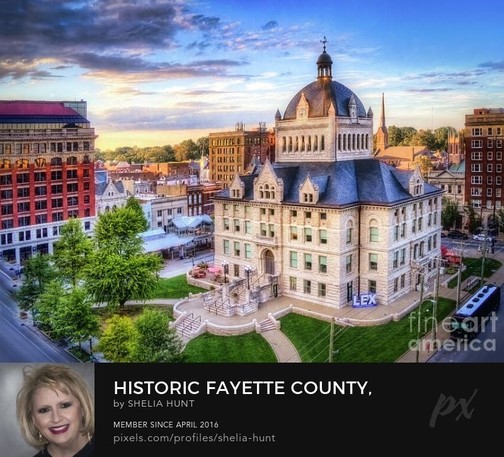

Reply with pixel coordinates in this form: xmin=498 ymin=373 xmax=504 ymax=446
xmin=0 ymin=262 xmax=78 ymax=363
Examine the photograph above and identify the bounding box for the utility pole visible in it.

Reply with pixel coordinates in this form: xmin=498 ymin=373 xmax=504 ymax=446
xmin=432 ymin=258 xmax=442 ymax=345
xmin=416 ymin=267 xmax=425 ymax=363
xmin=455 ymin=244 xmax=464 ymax=310
xmin=328 ymin=318 xmax=335 ymax=363
xmin=480 ymin=233 xmax=488 ymax=288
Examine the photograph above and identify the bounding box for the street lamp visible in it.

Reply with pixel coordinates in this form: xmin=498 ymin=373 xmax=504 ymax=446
xmin=244 ymin=265 xmax=253 ymax=289
xmin=89 ymin=338 xmax=93 ymax=359
xmin=221 ymin=260 xmax=228 ymax=284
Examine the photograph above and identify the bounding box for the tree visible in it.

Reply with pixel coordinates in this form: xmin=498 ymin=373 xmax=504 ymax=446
xmin=51 ymin=287 xmax=100 ymax=350
xmin=52 ymin=218 xmax=93 ymax=288
xmin=93 ymin=206 xmax=145 ymax=256
xmin=412 ymin=155 xmax=433 ymax=176
xmin=174 ymin=139 xmax=198 ymax=161
xmin=464 ymin=204 xmax=480 ymax=233
xmin=131 ymin=308 xmax=184 ymax=363
xmin=96 ymin=314 xmax=138 ymax=363
xmin=33 ymin=279 xmax=66 ymax=333
xmin=84 ymin=250 xmax=162 ymax=309
xmin=441 ymin=197 xmax=459 ymax=230
xmin=84 ymin=206 xmax=163 ymax=309
xmin=15 ymin=253 xmax=57 ymax=312
xmin=124 ymin=196 xmax=148 ymax=233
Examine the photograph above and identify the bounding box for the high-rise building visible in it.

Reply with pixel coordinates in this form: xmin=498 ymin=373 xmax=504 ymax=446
xmin=0 ymin=100 xmax=97 ymax=264
xmin=208 ymin=122 xmax=275 ymax=187
xmin=212 ymin=42 xmax=443 ymax=309
xmin=464 ymin=107 xmax=504 ymax=231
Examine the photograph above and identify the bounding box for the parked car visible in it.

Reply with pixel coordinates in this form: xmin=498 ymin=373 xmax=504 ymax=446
xmin=472 ymin=233 xmax=494 ymax=242
xmin=447 ymin=230 xmax=468 ymax=240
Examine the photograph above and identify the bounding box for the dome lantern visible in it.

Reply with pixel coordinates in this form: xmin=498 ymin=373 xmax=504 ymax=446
xmin=317 ymin=36 xmax=332 ymax=79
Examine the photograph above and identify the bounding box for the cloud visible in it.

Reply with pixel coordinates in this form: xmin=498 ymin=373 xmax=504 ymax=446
xmin=479 ymin=61 xmax=504 ymax=71
xmin=0 ymin=0 xmax=225 ymax=80
xmin=261 ymin=21 xmax=279 ymax=31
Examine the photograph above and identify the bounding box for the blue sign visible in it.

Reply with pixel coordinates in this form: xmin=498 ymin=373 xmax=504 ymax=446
xmin=352 ymin=292 xmax=378 ymax=308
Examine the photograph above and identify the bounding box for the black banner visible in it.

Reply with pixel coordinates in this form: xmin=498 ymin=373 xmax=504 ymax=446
xmin=95 ymin=363 xmax=499 ymax=453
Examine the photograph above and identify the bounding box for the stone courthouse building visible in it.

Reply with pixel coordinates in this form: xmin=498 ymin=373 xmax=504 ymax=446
xmin=212 ymin=42 xmax=443 ymax=309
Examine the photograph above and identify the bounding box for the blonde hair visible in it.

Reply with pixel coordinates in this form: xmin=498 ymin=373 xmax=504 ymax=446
xmin=16 ymin=364 xmax=95 ymax=448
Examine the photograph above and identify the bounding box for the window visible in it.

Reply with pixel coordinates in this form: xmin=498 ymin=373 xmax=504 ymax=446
xmin=304 ymin=253 xmax=312 ymax=270
xmin=305 ymin=211 xmax=311 ymax=219
xmin=346 ymin=226 xmax=352 ymax=243
xmin=320 ymin=213 xmax=327 ymax=221
xmin=289 ymin=277 xmax=297 ymax=291
xmin=290 ymin=226 xmax=298 ymax=241
xmin=290 ymin=210 xmax=297 ymax=218
xmin=223 ymin=218 xmax=230 ymax=230
xmin=234 ymin=219 xmax=240 ymax=232
xmin=245 ymin=220 xmax=252 ymax=234
xmin=369 ymin=280 xmax=377 ymax=293
xmin=369 ymin=253 xmax=378 ymax=270
xmin=303 ymin=280 xmax=311 ymax=294
xmin=223 ymin=239 xmax=230 ymax=255
xmin=319 ymin=256 xmax=327 ymax=273
xmin=393 ymin=251 xmax=399 ymax=269
xmin=320 ymin=229 xmax=327 ymax=244
xmin=369 ymin=225 xmax=379 ymax=242
xmin=346 ymin=255 xmax=352 ymax=273
xmin=304 ymin=227 xmax=312 ymax=242
xmin=318 ymin=283 xmax=326 ymax=297
xmin=233 ymin=241 xmax=240 ymax=257
xmin=17 ymin=188 xmax=30 ymax=198
xmin=289 ymin=251 xmax=297 ymax=268
xmin=347 ymin=282 xmax=353 ymax=302
xmin=244 ymin=243 xmax=252 ymax=259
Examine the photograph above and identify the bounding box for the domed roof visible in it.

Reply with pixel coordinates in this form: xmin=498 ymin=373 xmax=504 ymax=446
xmin=283 ymin=79 xmax=367 ymax=119
xmin=282 ymin=41 xmax=367 ymax=120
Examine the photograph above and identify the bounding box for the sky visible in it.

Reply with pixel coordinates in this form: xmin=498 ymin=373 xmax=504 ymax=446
xmin=1 ymin=0 xmax=504 ymax=151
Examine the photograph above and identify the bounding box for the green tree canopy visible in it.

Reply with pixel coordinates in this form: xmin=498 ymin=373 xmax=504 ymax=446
xmin=441 ymin=197 xmax=459 ymax=230
xmin=124 ymin=196 xmax=149 ymax=233
xmin=96 ymin=314 xmax=138 ymax=363
xmin=84 ymin=247 xmax=162 ymax=309
xmin=15 ymin=253 xmax=57 ymax=312
xmin=131 ymin=308 xmax=184 ymax=363
xmin=52 ymin=218 xmax=93 ymax=288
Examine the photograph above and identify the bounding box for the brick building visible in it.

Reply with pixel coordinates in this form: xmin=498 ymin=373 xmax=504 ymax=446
xmin=0 ymin=100 xmax=97 ymax=264
xmin=464 ymin=107 xmax=504 ymax=231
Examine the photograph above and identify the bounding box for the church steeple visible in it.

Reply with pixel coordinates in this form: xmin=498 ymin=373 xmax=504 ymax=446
xmin=375 ymin=92 xmax=389 ymax=152
xmin=316 ymin=36 xmax=333 ymax=79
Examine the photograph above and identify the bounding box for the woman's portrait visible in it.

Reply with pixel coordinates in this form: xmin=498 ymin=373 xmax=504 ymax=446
xmin=0 ymin=364 xmax=95 ymax=457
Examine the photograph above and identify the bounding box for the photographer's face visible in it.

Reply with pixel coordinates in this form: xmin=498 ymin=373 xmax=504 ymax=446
xmin=32 ymin=387 xmax=85 ymax=450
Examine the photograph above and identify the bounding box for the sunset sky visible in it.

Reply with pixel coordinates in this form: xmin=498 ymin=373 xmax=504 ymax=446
xmin=1 ymin=0 xmax=503 ymax=150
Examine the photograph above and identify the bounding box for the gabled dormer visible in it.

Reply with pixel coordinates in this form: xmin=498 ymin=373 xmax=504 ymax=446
xmin=349 ymin=94 xmax=358 ymax=122
xmin=298 ymin=174 xmax=320 ymax=205
xmin=296 ymin=92 xmax=309 ymax=120
xmin=409 ymin=166 xmax=425 ymax=196
xmin=229 ymin=174 xmax=245 ymax=199
xmin=253 ymin=159 xmax=284 ymax=202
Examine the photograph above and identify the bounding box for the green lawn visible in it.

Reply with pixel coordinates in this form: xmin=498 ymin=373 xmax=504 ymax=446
xmin=447 ymin=257 xmax=501 ymax=288
xmin=150 ymin=274 xmax=207 ymax=298
xmin=279 ymin=297 xmax=456 ymax=363
xmin=146 ymin=262 xmax=498 ymax=363
xmin=182 ymin=333 xmax=277 ymax=362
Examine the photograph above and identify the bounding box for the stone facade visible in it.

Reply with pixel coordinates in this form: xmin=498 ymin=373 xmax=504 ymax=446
xmin=211 ymin=44 xmax=443 ymax=309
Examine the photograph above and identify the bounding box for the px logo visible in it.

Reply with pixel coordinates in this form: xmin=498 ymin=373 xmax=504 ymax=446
xmin=429 ymin=389 xmax=478 ymax=428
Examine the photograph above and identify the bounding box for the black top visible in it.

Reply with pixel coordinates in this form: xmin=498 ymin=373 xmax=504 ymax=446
xmin=33 ymin=436 xmax=95 ymax=457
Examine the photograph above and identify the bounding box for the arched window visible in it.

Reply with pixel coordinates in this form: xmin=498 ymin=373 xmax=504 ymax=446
xmin=369 ymin=219 xmax=379 ymax=242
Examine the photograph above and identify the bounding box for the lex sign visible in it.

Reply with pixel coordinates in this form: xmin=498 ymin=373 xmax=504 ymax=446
xmin=352 ymin=293 xmax=378 ymax=308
